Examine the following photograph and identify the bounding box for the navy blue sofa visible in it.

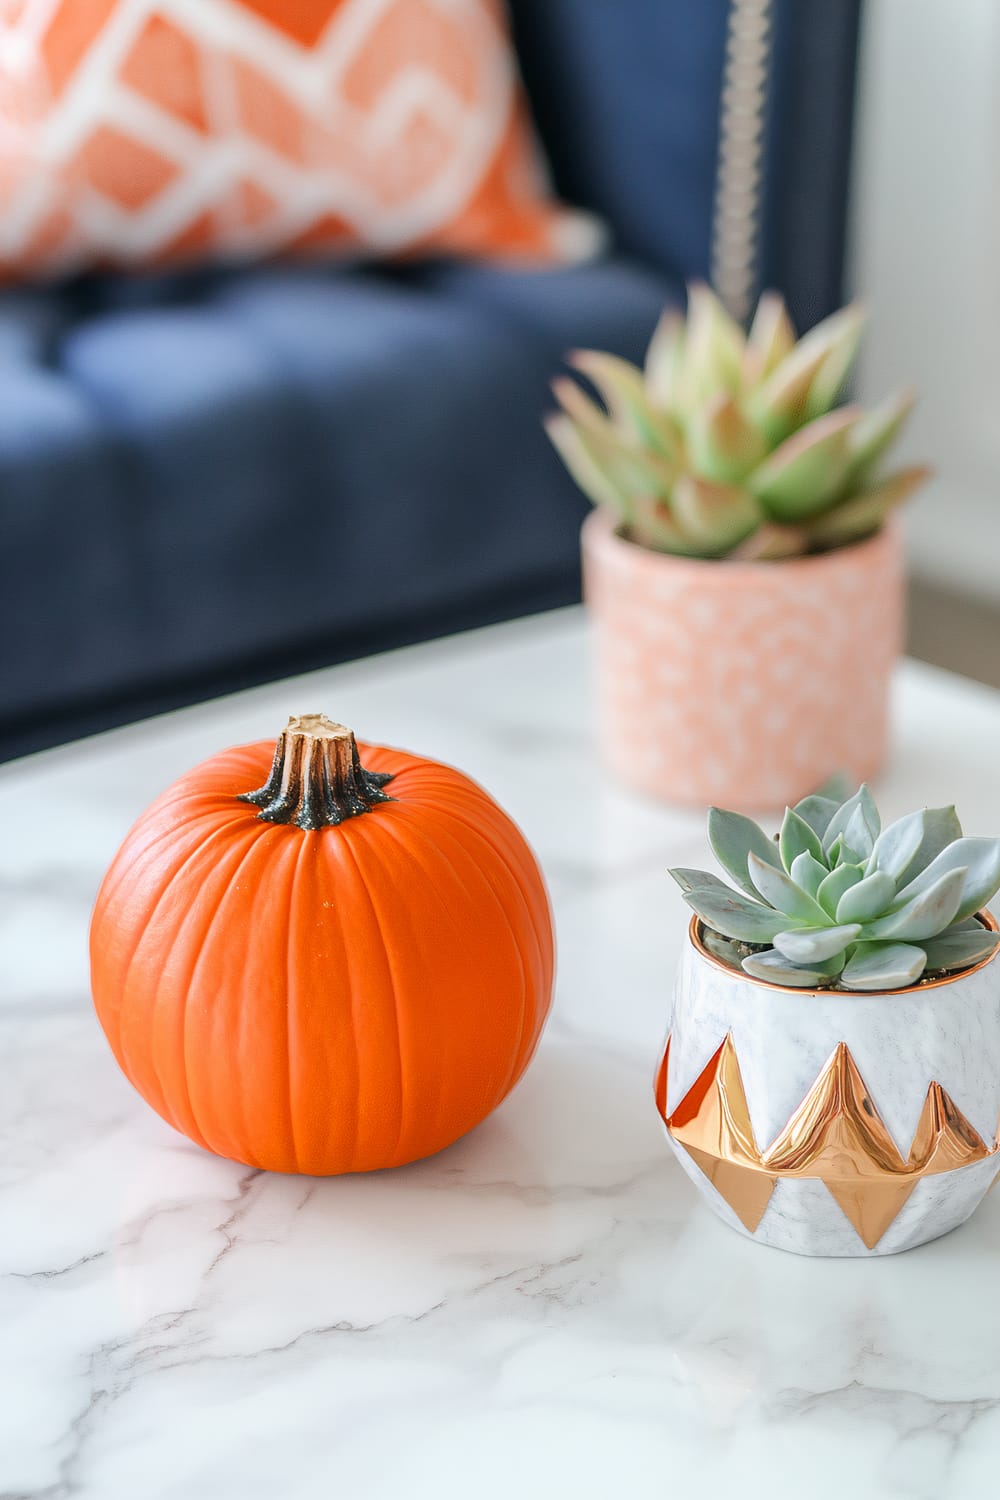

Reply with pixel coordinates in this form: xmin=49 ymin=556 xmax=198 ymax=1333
xmin=0 ymin=1 xmax=861 ymax=759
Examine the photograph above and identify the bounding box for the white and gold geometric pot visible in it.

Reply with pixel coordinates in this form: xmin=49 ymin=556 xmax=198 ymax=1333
xmin=657 ymin=915 xmax=1000 ymax=1256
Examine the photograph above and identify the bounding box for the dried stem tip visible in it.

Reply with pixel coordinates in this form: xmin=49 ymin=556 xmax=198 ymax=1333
xmin=240 ymin=714 xmax=394 ymax=830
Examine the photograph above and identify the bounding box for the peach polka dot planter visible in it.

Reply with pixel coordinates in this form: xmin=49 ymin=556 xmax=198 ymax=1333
xmin=581 ymin=509 xmax=905 ymax=812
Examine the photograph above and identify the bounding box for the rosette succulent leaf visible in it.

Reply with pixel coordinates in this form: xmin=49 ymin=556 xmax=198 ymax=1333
xmin=545 ymin=284 xmax=929 ymax=560
xmin=669 ymin=788 xmax=1000 ymax=991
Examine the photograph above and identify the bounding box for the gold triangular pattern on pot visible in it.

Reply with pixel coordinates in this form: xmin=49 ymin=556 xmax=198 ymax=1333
xmin=907 ymin=1081 xmax=990 ymax=1173
xmin=822 ymin=1175 xmax=921 ymax=1250
xmin=658 ymin=1032 xmax=995 ymax=1249
xmin=681 ymin=1147 xmax=777 ymax=1234
xmin=669 ymin=1034 xmax=759 ymax=1161
xmin=763 ymin=1043 xmax=905 ymax=1174
xmin=661 ymin=1035 xmax=778 ymax=1233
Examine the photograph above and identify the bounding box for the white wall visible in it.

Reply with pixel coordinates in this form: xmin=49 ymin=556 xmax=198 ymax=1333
xmin=850 ymin=0 xmax=1000 ymax=600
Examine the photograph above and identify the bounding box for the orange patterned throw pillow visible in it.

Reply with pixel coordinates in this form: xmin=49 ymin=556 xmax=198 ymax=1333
xmin=0 ymin=0 xmax=600 ymax=277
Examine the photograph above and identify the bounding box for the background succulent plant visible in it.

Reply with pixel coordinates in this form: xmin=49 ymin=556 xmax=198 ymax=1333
xmin=545 ymin=284 xmax=929 ymax=559
xmin=670 ymin=786 xmax=1000 ymax=991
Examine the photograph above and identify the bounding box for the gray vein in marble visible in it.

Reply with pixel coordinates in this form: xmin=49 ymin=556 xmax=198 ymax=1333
xmin=768 ymin=1380 xmax=1000 ymax=1500
xmin=8 ymin=1251 xmax=108 ymax=1284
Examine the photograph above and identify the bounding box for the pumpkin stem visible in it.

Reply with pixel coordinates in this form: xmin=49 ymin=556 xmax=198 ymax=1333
xmin=239 ymin=714 xmax=395 ymax=830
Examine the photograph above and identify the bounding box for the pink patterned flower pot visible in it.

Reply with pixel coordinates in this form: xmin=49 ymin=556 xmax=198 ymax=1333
xmin=581 ymin=508 xmax=905 ymax=811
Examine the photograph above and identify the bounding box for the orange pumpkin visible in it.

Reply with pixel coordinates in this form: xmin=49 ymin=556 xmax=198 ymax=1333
xmin=90 ymin=715 xmax=554 ymax=1174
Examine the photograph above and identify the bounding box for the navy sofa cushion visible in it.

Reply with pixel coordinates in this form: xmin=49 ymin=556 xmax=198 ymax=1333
xmin=404 ymin=256 xmax=675 ymax=350
xmin=0 ymin=364 xmax=138 ymax=723
xmin=1 ymin=257 xmax=675 ymax=753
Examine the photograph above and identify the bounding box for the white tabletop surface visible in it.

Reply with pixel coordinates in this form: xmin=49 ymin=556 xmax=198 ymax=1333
xmin=5 ymin=607 xmax=1000 ymax=1500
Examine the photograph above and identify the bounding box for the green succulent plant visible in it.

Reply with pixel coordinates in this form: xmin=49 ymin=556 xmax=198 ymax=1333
xmin=669 ymin=785 xmax=1000 ymax=991
xmin=545 ymin=283 xmax=929 ymax=560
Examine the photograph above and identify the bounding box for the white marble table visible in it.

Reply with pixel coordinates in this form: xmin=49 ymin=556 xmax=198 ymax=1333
xmin=5 ymin=608 xmax=1000 ymax=1500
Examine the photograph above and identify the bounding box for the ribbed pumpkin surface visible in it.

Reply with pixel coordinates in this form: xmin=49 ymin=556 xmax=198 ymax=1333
xmin=90 ymin=738 xmax=554 ymax=1174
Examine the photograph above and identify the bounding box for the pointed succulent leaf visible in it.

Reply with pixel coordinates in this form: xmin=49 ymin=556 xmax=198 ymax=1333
xmin=676 ymin=282 xmax=745 ymax=408
xmin=748 ymin=852 xmax=828 ymax=922
xmin=779 ymin=807 xmax=824 ymax=871
xmin=744 ymin=345 xmax=837 ymax=445
xmin=728 ymin=522 xmax=807 ymax=560
xmin=790 ymin=302 xmax=865 ymax=384
xmin=543 ymin=415 xmax=628 ymax=515
xmin=823 ymin=785 xmax=879 ymax=855
xmin=844 ymin=803 xmax=878 ymax=862
xmin=668 ymin=868 xmax=788 ymax=943
xmin=708 ymin=806 xmax=782 ymax=898
xmin=745 ymin=304 xmax=865 ymax=444
xmin=567 ymin=351 xmax=679 ymax=458
xmin=860 ymin=788 xmax=882 ymax=839
xmin=792 ymin=792 xmax=841 ymax=840
xmin=773 ymin=924 xmax=862 ymax=964
xmin=867 ymin=808 xmax=927 ymax=881
xmin=742 ymin=948 xmax=846 ymax=987
xmin=669 ymin=867 xmax=720 ymax=896
xmin=891 ymin=837 xmax=1000 ymax=924
xmin=803 ymin=465 xmax=930 ymax=550
xmin=644 ymin=307 xmax=686 ymax=410
xmin=865 ymin=866 xmax=967 ymax=940
xmin=843 ymin=386 xmax=916 ymax=489
xmin=840 ymin=941 xmax=927 ymax=992
xmin=828 ymin=834 xmax=864 ymax=868
xmin=743 ymin=291 xmax=796 ymax=385
xmin=581 ymin=419 xmax=675 ymax=503
xmin=549 ymin=379 xmax=678 ymax=503
xmin=817 ymin=862 xmax=864 ymax=918
xmin=671 ymin=475 xmax=760 ymax=554
xmin=920 ymin=928 xmax=1000 ymax=972
xmin=790 ymin=850 xmax=830 ymax=900
xmin=630 ymin=494 xmax=706 ymax=555
xmin=567 ymin=348 xmax=643 ymax=410
xmin=747 ymin=408 xmax=861 ymax=522
xmin=907 ymin=807 xmax=965 ymax=880
xmin=835 ymin=870 xmax=896 ymax=924
xmin=687 ymin=392 xmax=769 ymax=483
xmin=550 ymin=374 xmax=616 ymax=438
xmin=802 ymin=303 xmax=865 ymax=420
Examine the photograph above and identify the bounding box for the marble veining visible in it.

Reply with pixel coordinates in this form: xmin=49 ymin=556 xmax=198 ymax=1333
xmin=6 ymin=611 xmax=1000 ymax=1497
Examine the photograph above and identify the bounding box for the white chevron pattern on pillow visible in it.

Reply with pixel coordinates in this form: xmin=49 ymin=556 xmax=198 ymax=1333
xmin=0 ymin=0 xmax=601 ymax=275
